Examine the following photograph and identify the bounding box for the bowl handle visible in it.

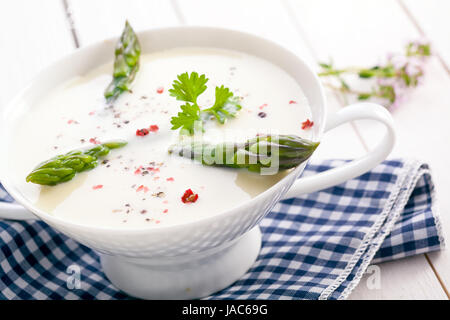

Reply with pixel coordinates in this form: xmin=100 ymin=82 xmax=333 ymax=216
xmin=282 ymin=102 xmax=396 ymax=199
xmin=0 ymin=201 xmax=38 ymax=220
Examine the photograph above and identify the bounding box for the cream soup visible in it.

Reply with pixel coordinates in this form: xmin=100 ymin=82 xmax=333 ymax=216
xmin=9 ymin=47 xmax=312 ymax=228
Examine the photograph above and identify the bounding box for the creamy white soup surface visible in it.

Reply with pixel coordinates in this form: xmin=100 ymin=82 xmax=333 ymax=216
xmin=10 ymin=47 xmax=312 ymax=228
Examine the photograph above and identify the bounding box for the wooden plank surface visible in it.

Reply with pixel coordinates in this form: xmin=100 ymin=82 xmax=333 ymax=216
xmin=67 ymin=0 xmax=179 ymax=46
xmin=0 ymin=0 xmax=448 ymax=299
xmin=0 ymin=0 xmax=74 ymax=108
xmin=286 ymin=0 xmax=448 ymax=299
xmin=399 ymin=0 xmax=450 ymax=298
xmin=349 ymin=255 xmax=447 ymax=299
xmin=402 ymin=0 xmax=450 ymax=70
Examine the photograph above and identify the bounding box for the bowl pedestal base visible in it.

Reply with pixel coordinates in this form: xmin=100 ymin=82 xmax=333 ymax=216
xmin=100 ymin=226 xmax=262 ymax=299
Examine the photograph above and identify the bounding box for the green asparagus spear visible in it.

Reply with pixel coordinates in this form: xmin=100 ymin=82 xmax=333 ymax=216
xmin=168 ymin=135 xmax=319 ymax=173
xmin=104 ymin=21 xmax=141 ymax=103
xmin=26 ymin=141 xmax=127 ymax=186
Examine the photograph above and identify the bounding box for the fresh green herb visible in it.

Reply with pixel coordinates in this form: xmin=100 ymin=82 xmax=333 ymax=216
xmin=26 ymin=141 xmax=127 ymax=186
xmin=318 ymin=40 xmax=431 ymax=107
xmin=203 ymin=86 xmax=242 ymax=124
xmin=169 ymin=72 xmax=208 ymax=104
xmin=168 ymin=134 xmax=319 ymax=173
xmin=170 ymin=103 xmax=201 ymax=134
xmin=169 ymin=72 xmax=242 ymax=134
xmin=104 ymin=21 xmax=141 ymax=103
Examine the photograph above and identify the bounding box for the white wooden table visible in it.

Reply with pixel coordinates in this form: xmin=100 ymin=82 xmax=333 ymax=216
xmin=1 ymin=0 xmax=449 ymax=299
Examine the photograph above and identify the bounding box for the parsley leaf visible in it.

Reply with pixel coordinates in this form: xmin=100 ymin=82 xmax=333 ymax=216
xmin=170 ymin=72 xmax=242 ymax=134
xmin=170 ymin=103 xmax=201 ymax=134
xmin=204 ymin=86 xmax=242 ymax=124
xmin=169 ymin=72 xmax=208 ymax=104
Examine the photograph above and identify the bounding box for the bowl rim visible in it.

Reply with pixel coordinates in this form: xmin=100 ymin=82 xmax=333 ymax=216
xmin=0 ymin=25 xmax=327 ymax=234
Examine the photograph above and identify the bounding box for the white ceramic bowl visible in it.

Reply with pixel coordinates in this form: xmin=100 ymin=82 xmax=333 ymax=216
xmin=0 ymin=27 xmax=395 ymax=299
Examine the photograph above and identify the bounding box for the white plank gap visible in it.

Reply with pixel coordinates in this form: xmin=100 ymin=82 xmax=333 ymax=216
xmin=62 ymin=0 xmax=81 ymax=48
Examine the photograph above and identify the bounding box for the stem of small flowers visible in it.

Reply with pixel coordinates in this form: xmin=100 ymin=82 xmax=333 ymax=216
xmin=318 ymin=40 xmax=431 ymax=108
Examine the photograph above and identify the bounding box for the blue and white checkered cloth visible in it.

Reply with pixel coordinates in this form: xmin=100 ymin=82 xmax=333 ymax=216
xmin=0 ymin=159 xmax=445 ymax=300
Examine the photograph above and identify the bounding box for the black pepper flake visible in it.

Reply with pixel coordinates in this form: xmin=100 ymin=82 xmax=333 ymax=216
xmin=142 ymin=170 xmax=149 ymax=175
xmin=258 ymin=112 xmax=267 ymax=118
xmin=102 ymin=160 xmax=109 ymax=165
xmin=153 ymin=192 xmax=165 ymax=198
xmin=140 ymin=210 xmax=147 ymax=214
xmin=123 ymin=120 xmax=130 ymax=124
xmin=80 ymin=139 xmax=86 ymax=143
xmin=140 ymin=96 xmax=148 ymax=100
